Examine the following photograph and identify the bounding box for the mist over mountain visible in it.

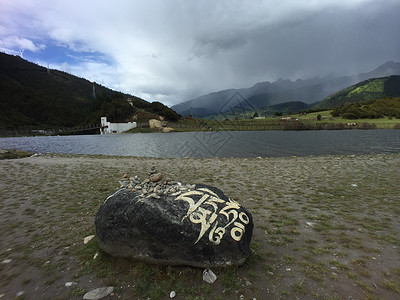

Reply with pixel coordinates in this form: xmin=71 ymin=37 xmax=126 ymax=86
xmin=171 ymin=61 xmax=400 ymax=118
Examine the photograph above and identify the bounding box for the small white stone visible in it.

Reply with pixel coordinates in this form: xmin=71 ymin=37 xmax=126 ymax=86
xmin=83 ymin=287 xmax=114 ymax=300
xmin=65 ymin=282 xmax=77 ymax=287
xmin=170 ymin=290 xmax=176 ymax=298
xmin=93 ymin=252 xmax=99 ymax=260
xmin=203 ymin=269 xmax=217 ymax=284
xmin=1 ymin=259 xmax=12 ymax=264
xmin=16 ymin=291 xmax=24 ymax=297
xmin=84 ymin=235 xmax=95 ymax=244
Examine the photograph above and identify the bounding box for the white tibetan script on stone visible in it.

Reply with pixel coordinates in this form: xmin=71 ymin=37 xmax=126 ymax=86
xmin=175 ymin=187 xmax=250 ymax=245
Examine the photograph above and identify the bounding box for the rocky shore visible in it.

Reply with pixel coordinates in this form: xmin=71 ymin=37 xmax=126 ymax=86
xmin=1 ymin=153 xmax=400 ymax=299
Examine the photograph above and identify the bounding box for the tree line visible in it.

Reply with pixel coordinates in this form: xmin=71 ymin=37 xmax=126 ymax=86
xmin=331 ymin=97 xmax=400 ymax=119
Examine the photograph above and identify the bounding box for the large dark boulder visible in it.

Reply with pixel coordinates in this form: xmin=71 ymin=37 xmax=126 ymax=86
xmin=95 ymin=183 xmax=253 ymax=268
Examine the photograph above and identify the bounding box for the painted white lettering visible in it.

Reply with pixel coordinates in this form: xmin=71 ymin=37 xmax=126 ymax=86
xmin=175 ymin=188 xmax=249 ymax=245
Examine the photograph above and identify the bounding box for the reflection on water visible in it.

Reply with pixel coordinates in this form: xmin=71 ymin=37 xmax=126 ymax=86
xmin=0 ymin=130 xmax=399 ymax=158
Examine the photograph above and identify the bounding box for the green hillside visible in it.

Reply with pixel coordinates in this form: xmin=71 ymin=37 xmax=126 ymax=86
xmin=314 ymin=75 xmax=400 ymax=109
xmin=331 ymin=97 xmax=400 ymax=119
xmin=0 ymin=52 xmax=178 ymax=130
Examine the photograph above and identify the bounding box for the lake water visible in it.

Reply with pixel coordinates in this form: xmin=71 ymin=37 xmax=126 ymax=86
xmin=0 ymin=130 xmax=399 ymax=158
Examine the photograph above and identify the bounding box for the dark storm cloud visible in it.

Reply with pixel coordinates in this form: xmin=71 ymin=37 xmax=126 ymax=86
xmin=191 ymin=32 xmax=248 ymax=59
xmin=188 ymin=0 xmax=400 ymax=85
xmin=1 ymin=0 xmax=399 ymax=106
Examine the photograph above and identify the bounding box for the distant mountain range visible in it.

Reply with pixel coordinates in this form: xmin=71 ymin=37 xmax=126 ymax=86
xmin=0 ymin=52 xmax=178 ymax=130
xmin=172 ymin=61 xmax=400 ymax=118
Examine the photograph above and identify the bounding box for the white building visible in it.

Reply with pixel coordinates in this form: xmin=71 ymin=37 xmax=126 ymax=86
xmin=100 ymin=117 xmax=137 ymax=134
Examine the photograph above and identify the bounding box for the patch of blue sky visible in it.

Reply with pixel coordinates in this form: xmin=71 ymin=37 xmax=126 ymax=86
xmin=23 ymin=41 xmax=112 ymax=67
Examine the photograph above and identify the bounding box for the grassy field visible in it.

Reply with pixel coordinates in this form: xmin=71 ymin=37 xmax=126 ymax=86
xmin=295 ymin=110 xmax=400 ymax=129
xmin=1 ymin=153 xmax=400 ymax=299
xmin=2 ymin=110 xmax=399 ymax=137
xmin=164 ymin=114 xmax=400 ymax=132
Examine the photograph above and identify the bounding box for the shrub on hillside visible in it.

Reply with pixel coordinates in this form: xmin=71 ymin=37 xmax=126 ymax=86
xmin=331 ymin=97 xmax=400 ymax=119
xmin=149 ymin=102 xmax=180 ymax=121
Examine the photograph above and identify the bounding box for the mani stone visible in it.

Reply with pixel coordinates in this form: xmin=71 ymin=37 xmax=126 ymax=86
xmin=95 ymin=184 xmax=253 ymax=268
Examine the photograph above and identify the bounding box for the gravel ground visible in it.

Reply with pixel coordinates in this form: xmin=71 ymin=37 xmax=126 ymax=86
xmin=1 ymin=153 xmax=400 ymax=299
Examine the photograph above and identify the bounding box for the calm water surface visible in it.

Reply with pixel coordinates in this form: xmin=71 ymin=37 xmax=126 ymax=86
xmin=0 ymin=130 xmax=399 ymax=158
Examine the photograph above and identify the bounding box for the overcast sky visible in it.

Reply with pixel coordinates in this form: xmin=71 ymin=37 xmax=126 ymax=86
xmin=1 ymin=0 xmax=400 ymax=106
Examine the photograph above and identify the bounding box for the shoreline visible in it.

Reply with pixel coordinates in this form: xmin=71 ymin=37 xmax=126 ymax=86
xmin=3 ymin=148 xmax=400 ymax=161
xmin=1 ymin=124 xmax=399 ymax=138
xmin=1 ymin=153 xmax=400 ymax=299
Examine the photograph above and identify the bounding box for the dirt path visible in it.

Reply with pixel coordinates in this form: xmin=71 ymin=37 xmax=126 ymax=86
xmin=1 ymin=153 xmax=399 ymax=299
